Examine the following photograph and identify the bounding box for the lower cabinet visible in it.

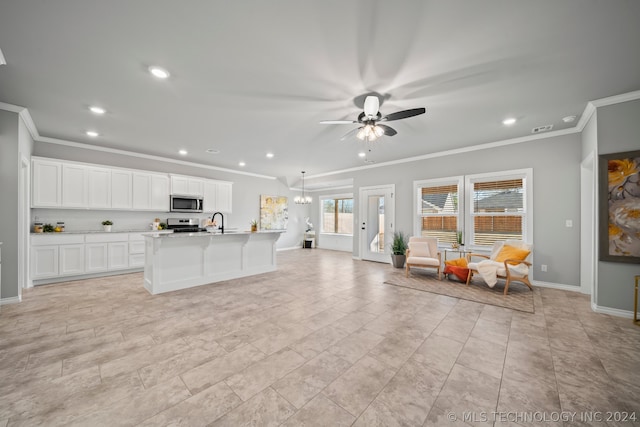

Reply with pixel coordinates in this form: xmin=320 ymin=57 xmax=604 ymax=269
xmin=31 ymin=232 xmax=145 ymax=283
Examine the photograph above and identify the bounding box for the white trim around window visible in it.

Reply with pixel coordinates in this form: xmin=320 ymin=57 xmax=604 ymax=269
xmin=464 ymin=168 xmax=533 ymax=251
xmin=319 ymin=192 xmax=354 ymax=236
xmin=413 ymin=176 xmax=464 ymax=246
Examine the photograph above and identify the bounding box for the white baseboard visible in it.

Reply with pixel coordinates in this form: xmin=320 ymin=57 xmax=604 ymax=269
xmin=352 ymin=256 xmax=362 ymax=260
xmin=0 ymin=295 xmax=22 ymax=305
xmin=591 ymin=302 xmax=635 ymax=319
xmin=532 ymin=280 xmax=581 ymax=292
xmin=276 ymin=246 xmax=302 ymax=252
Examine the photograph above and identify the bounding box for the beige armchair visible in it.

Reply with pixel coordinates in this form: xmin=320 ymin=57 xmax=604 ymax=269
xmin=465 ymin=239 xmax=533 ymax=295
xmin=405 ymin=237 xmax=441 ymax=279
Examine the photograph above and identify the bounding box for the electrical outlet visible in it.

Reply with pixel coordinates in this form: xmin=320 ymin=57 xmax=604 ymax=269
xmin=541 ymin=264 xmax=548 ymax=272
xmin=565 ymin=219 xmax=573 ymax=227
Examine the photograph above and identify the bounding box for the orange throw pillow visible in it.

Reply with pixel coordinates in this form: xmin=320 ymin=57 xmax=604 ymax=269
xmin=445 ymin=257 xmax=468 ymax=267
xmin=494 ymin=245 xmax=530 ymax=265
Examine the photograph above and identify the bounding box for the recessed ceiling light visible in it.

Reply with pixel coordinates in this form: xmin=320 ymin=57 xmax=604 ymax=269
xmin=238 ymin=161 xmax=246 ymax=167
xmin=89 ymin=106 xmax=106 ymax=115
xmin=562 ymin=115 xmax=576 ymax=123
xmin=149 ymin=66 xmax=170 ymax=79
xmin=86 ymin=130 xmax=99 ymax=137
xmin=206 ymin=148 xmax=220 ymax=154
xmin=178 ymin=149 xmax=188 ymax=155
xmin=502 ymin=118 xmax=517 ymax=126
xmin=358 ymin=152 xmax=366 ymax=158
xmin=266 ymin=152 xmax=274 ymax=158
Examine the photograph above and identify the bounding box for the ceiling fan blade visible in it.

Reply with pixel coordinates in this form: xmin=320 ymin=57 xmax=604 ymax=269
xmin=319 ymin=120 xmax=358 ymax=124
xmin=377 ymin=124 xmax=397 ymax=136
xmin=382 ymin=107 xmax=426 ymax=122
xmin=340 ymin=127 xmax=361 ymax=141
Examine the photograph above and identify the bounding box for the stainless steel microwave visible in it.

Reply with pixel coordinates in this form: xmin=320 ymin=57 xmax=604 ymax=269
xmin=170 ymin=195 xmax=203 ymax=213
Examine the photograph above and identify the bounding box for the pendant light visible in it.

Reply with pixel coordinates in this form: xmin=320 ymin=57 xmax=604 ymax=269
xmin=294 ymin=171 xmax=312 ymax=204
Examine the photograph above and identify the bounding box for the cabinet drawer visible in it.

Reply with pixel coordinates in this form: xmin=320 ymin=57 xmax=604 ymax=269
xmin=129 ymin=253 xmax=145 ymax=268
xmin=129 ymin=232 xmax=145 ymax=242
xmin=85 ymin=233 xmax=129 ymax=243
xmin=31 ymin=234 xmax=84 ymax=245
xmin=129 ymin=241 xmax=145 ymax=254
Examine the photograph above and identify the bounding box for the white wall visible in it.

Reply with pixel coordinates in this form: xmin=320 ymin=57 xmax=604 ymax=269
xmin=595 ymin=99 xmax=640 ymax=312
xmin=306 ymin=132 xmax=583 ymax=287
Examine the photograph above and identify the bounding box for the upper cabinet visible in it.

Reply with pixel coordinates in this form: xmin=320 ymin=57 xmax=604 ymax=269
xmin=202 ymin=180 xmax=233 ymax=213
xmin=131 ymin=172 xmax=170 ymax=211
xmin=32 ymin=158 xmax=62 ymax=207
xmin=31 ymin=157 xmax=229 ymax=213
xmin=170 ymin=175 xmax=204 ymax=197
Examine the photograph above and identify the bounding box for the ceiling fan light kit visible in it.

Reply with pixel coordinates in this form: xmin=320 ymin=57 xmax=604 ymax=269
xmin=321 ymin=95 xmax=426 ymax=142
xmin=294 ymin=171 xmax=312 ymax=204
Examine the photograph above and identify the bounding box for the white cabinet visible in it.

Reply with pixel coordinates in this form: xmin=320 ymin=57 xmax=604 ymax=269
xmin=108 ymin=242 xmax=129 ymax=269
xmin=32 ymin=159 xmax=62 ymax=207
xmin=111 ymin=170 xmax=132 ymax=209
xmin=216 ymin=182 xmax=233 ymax=213
xmin=128 ymin=233 xmax=146 ymax=268
xmin=132 ymin=172 xmax=169 ymax=211
xmin=132 ymin=172 xmax=152 ymax=210
xmin=202 ymin=180 xmax=233 ymax=213
xmin=62 ymin=163 xmax=87 ymax=208
xmin=60 ymin=244 xmax=85 ymax=275
xmin=85 ymin=243 xmax=108 ymax=273
xmin=87 ymin=167 xmax=111 ymax=208
xmin=31 ymin=245 xmax=59 ymax=279
xmin=151 ymin=174 xmax=170 ymax=211
xmin=31 ymin=234 xmax=86 ymax=279
xmin=171 ymin=175 xmax=204 ymax=197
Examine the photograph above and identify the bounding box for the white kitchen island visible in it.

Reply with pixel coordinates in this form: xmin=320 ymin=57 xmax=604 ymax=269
xmin=143 ymin=231 xmax=283 ymax=295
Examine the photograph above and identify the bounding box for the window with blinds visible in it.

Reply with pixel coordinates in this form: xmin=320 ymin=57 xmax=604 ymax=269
xmin=470 ymin=177 xmax=525 ymax=246
xmin=417 ymin=180 xmax=461 ymax=245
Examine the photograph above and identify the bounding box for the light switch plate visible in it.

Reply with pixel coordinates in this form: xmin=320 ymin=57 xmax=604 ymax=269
xmin=565 ymin=220 xmax=573 ymax=227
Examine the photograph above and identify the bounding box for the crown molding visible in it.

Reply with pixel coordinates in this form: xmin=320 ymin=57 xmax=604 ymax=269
xmin=590 ymin=89 xmax=640 ymax=108
xmin=306 ymin=127 xmax=579 ymax=179
xmin=36 ymin=136 xmax=277 ymax=180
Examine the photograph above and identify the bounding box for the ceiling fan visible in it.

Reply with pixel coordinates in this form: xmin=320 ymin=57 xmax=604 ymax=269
xmin=320 ymin=96 xmax=426 ymax=142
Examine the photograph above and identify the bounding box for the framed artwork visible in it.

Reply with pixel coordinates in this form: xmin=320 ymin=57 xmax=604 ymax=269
xmin=598 ymin=150 xmax=640 ymax=263
xmin=260 ymin=195 xmax=288 ymax=230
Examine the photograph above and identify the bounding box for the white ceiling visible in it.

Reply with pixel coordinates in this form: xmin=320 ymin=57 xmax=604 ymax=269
xmin=1 ymin=1 xmax=639 ymax=183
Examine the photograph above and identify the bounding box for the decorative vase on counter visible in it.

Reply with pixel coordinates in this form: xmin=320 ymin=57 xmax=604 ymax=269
xmin=251 ymin=225 xmax=258 ymax=233
xmin=103 ymin=225 xmax=112 ymax=232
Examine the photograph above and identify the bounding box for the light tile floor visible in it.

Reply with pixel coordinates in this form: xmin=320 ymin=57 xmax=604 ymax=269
xmin=1 ymin=249 xmax=639 ymax=426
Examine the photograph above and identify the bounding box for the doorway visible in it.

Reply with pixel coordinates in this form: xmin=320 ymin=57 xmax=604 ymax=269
xmin=359 ymin=185 xmax=395 ymax=263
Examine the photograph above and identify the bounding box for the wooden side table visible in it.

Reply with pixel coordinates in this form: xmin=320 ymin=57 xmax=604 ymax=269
xmin=635 ymin=275 xmax=639 ymax=325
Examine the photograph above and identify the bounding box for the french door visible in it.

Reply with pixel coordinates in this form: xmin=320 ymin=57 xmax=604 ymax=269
xmin=359 ymin=185 xmax=395 ymax=263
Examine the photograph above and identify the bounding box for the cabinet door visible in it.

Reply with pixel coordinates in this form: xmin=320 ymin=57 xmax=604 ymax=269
xmin=59 ymin=244 xmax=85 ymax=276
xmin=108 ymin=242 xmax=129 ymax=270
xmin=87 ymin=167 xmax=112 ymax=208
xmin=32 ymin=159 xmax=61 ymax=207
xmin=62 ymin=163 xmax=88 ymax=208
xmin=31 ymin=245 xmax=59 ymax=278
xmin=171 ymin=176 xmax=189 ymax=195
xmin=216 ymin=182 xmax=233 ymax=213
xmin=202 ymin=180 xmax=217 ymax=212
xmin=85 ymin=243 xmax=108 ymax=272
xmin=188 ymin=179 xmax=204 ymax=197
xmin=151 ymin=174 xmax=169 ymax=211
xmin=111 ymin=170 xmax=132 ymax=209
xmin=132 ymin=173 xmax=152 ymax=210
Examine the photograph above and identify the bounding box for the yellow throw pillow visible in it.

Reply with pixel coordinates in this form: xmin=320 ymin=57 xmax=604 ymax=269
xmin=495 ymin=245 xmax=530 ymax=265
xmin=445 ymin=257 xmax=468 ymax=267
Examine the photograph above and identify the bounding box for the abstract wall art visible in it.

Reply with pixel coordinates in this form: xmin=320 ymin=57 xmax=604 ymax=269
xmin=599 ymin=150 xmax=640 ymax=263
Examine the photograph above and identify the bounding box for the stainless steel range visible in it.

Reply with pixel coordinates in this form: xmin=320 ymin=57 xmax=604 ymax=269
xmin=166 ymin=218 xmax=205 ymax=233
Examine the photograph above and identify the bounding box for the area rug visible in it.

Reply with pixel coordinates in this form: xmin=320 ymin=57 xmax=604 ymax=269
xmin=384 ymin=270 xmax=535 ymax=313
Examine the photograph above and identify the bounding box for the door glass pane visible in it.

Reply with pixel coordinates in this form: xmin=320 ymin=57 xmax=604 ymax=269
xmin=368 ymin=196 xmax=385 ymax=253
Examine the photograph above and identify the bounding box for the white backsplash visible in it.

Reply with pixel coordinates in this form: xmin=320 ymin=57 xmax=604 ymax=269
xmin=31 ymin=209 xmax=216 ymax=233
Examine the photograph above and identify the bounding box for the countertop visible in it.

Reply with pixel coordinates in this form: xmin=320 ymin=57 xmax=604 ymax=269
xmin=142 ymin=230 xmax=284 ymax=238
xmin=32 ymin=229 xmax=174 ymax=235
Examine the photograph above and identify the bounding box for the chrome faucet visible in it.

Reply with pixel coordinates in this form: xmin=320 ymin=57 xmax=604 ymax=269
xmin=211 ymin=212 xmax=224 ymax=234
